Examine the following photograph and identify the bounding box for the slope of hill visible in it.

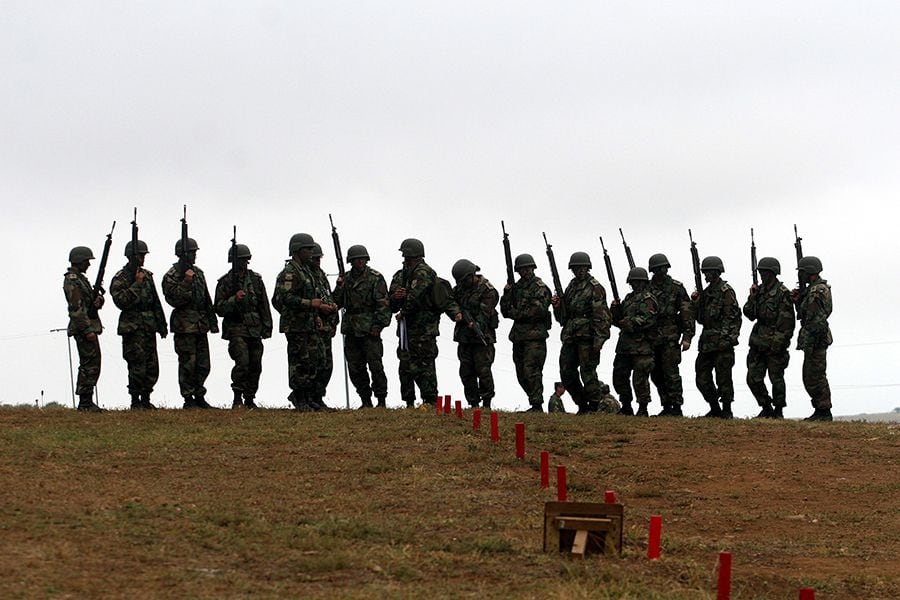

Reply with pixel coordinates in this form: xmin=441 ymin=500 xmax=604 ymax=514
xmin=0 ymin=408 xmax=897 ymax=599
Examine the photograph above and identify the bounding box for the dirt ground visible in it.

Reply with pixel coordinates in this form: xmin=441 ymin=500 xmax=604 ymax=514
xmin=0 ymin=407 xmax=897 ymax=599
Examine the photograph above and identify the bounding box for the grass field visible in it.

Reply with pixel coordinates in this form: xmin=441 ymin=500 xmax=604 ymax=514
xmin=1 ymin=407 xmax=897 ymax=599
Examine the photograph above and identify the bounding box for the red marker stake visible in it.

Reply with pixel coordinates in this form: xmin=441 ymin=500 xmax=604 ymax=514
xmin=490 ymin=412 xmax=499 ymax=443
xmin=473 ymin=408 xmax=482 ymax=430
xmin=717 ymin=552 xmax=732 ymax=600
xmin=515 ymin=422 xmax=525 ymax=459
xmin=443 ymin=395 xmax=452 ymax=414
xmin=799 ymin=589 xmax=816 ymax=600
xmin=435 ymin=395 xmax=443 ymax=414
xmin=647 ymin=515 xmax=662 ymax=560
xmin=540 ymin=451 xmax=549 ymax=488
xmin=455 ymin=400 xmax=463 ymax=418
xmin=604 ymin=490 xmax=618 ymax=504
xmin=556 ymin=466 xmax=567 ymax=501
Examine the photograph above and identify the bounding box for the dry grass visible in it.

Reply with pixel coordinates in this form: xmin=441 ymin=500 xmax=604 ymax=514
xmin=0 ymin=407 xmax=898 ymax=599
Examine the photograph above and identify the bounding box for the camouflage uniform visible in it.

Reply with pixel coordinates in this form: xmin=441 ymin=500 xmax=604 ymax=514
xmin=452 ymin=275 xmax=500 ymax=407
xmin=649 ymin=275 xmax=694 ymax=411
xmin=333 ymin=266 xmax=392 ymax=406
xmin=742 ymin=279 xmax=795 ymax=412
xmin=162 ymin=264 xmax=219 ymax=402
xmin=390 ymin=261 xmax=456 ymax=406
xmin=554 ymin=275 xmax=611 ymax=412
xmin=272 ymin=259 xmax=323 ymax=406
xmin=500 ymin=275 xmax=552 ymax=409
xmin=547 ymin=393 xmax=566 ymax=413
xmin=63 ymin=267 xmax=103 ymax=397
xmin=693 ymin=279 xmax=742 ymax=414
xmin=597 ymin=385 xmax=622 ymax=414
xmin=611 ymin=288 xmax=658 ymax=414
xmin=110 ymin=264 xmax=167 ymax=400
xmin=311 ymin=264 xmax=340 ymax=403
xmin=796 ymin=279 xmax=833 ymax=413
xmin=214 ymin=268 xmax=273 ymax=403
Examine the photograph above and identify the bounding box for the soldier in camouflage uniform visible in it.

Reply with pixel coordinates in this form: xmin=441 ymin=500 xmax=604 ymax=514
xmin=547 ymin=382 xmax=566 ymax=413
xmin=742 ymin=257 xmax=795 ymax=419
xmin=214 ymin=243 xmax=273 ymax=409
xmin=63 ymin=246 xmax=105 ymax=412
xmin=611 ymin=268 xmax=659 ymax=416
xmin=389 ymin=238 xmax=461 ymax=408
xmin=500 ymin=253 xmax=552 ymax=412
xmin=648 ymin=253 xmax=695 ymax=417
xmin=550 ymin=252 xmax=612 ymax=414
xmin=450 ymin=259 xmax=499 ymax=409
xmin=691 ymin=256 xmax=742 ymax=418
xmin=110 ymin=240 xmax=168 ymax=410
xmin=310 ymin=243 xmax=340 ymax=408
xmin=792 ymin=256 xmax=833 ymax=421
xmin=597 ymin=383 xmax=621 ymax=414
xmin=333 ymin=244 xmax=391 ymax=408
xmin=272 ymin=233 xmax=338 ymax=412
xmin=162 ymin=237 xmax=219 ymax=409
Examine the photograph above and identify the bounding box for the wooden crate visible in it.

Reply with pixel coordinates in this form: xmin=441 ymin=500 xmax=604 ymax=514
xmin=543 ymin=501 xmax=623 ymax=557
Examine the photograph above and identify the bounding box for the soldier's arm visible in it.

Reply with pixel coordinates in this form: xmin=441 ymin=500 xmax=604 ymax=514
xmin=388 ymin=272 xmax=405 ymax=313
xmin=257 ymin=276 xmax=274 ymax=339
xmin=64 ymin=277 xmax=92 ymax=334
xmin=771 ymin=288 xmax=796 ymax=348
xmin=591 ymin=283 xmax=612 ymax=342
xmin=110 ymin=272 xmax=140 ymax=310
xmin=162 ymin=270 xmax=193 ymax=308
xmin=724 ymin=288 xmax=742 ymax=343
xmin=677 ymin=285 xmax=695 ymax=343
xmin=404 ymin=269 xmax=432 ymax=313
xmin=741 ymin=293 xmax=758 ymax=321
xmin=803 ymin=286 xmax=831 ymax=337
xmin=373 ymin=275 xmax=392 ymax=329
xmin=499 ymin=287 xmax=516 ymax=319
xmin=626 ymin=296 xmax=658 ymax=333
xmin=201 ymin=278 xmax=219 ymax=334
xmin=214 ymin=278 xmax=239 ymax=317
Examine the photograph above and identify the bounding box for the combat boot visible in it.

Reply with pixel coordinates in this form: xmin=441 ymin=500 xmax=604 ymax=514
xmin=754 ymin=403 xmax=774 ymax=419
xmin=804 ymin=408 xmax=833 ymax=422
xmin=520 ymin=404 xmax=543 ymax=413
xmin=636 ymin=403 xmax=649 ymax=417
xmin=359 ymin=396 xmax=374 ymax=409
xmin=703 ymin=400 xmax=722 ymax=418
xmin=482 ymin=398 xmax=492 ymax=410
xmin=182 ymin=395 xmax=197 ymax=409
xmin=140 ymin=393 xmax=157 ymax=410
xmin=232 ymin=390 xmax=244 ymax=410
xmin=405 ymin=399 xmax=416 ymax=409
xmin=668 ymin=405 xmax=683 ymax=417
xmin=655 ymin=404 xmax=672 ymax=417
xmin=617 ymin=401 xmax=634 ymax=416
xmin=720 ymin=401 xmax=733 ymax=419
xmin=77 ymin=393 xmax=103 ymax=412
xmin=193 ymin=393 xmax=214 ymax=409
xmin=130 ymin=392 xmax=144 ymax=410
xmin=771 ymin=406 xmax=784 ymax=419
xmin=375 ymin=396 xmax=387 ymax=408
xmin=310 ymin=396 xmax=336 ymax=412
xmin=243 ymin=395 xmax=259 ymax=410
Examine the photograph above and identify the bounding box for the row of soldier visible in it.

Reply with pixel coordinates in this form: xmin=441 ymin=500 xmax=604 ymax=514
xmin=63 ymin=231 xmax=833 ymax=420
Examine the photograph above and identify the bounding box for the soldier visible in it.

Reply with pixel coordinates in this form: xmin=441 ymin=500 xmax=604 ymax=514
xmin=550 ymin=251 xmax=612 ymax=414
xmin=63 ymin=246 xmax=105 ymax=412
xmin=110 ymin=240 xmax=168 ymax=410
xmin=272 ymin=233 xmax=337 ymax=412
xmin=500 ymin=253 xmax=552 ymax=412
xmin=742 ymin=257 xmax=795 ymax=419
xmin=333 ymin=244 xmax=391 ymax=408
xmin=610 ymin=267 xmax=659 ymax=416
xmin=691 ymin=256 xmax=742 ymax=418
xmin=162 ymin=237 xmax=219 ymax=409
xmin=389 ymin=238 xmax=460 ymax=409
xmin=648 ymin=253 xmax=695 ymax=417
xmin=597 ymin=383 xmax=622 ymax=414
xmin=450 ymin=259 xmax=499 ymax=409
xmin=214 ymin=243 xmax=273 ymax=409
xmin=547 ymin=382 xmax=567 ymax=413
xmin=793 ymin=256 xmax=833 ymax=421
xmin=310 ymin=243 xmax=340 ymax=409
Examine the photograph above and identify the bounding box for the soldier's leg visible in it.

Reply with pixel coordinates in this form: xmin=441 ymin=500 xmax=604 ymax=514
xmin=228 ymin=336 xmax=251 ymax=403
xmin=803 ymin=348 xmax=832 ymax=419
xmin=74 ymin=333 xmax=101 ymax=410
xmin=314 ymin=334 xmax=334 ymax=401
xmin=346 ymin=336 xmax=373 ymax=405
xmin=245 ymin=338 xmax=264 ymax=401
xmin=409 ymin=336 xmax=439 ymax=405
xmin=122 ymin=332 xmax=145 ymax=407
xmin=714 ymin=348 xmax=736 ymax=418
xmin=768 ymin=350 xmax=790 ymax=413
xmin=632 ymin=354 xmax=655 ymax=416
xmin=695 ymin=352 xmax=720 ymax=416
xmin=458 ymin=344 xmax=480 ymax=406
xmin=559 ymin=342 xmax=584 ymax=408
xmin=474 ymin=343 xmax=496 ymax=406
xmin=142 ymin=332 xmax=160 ymax=409
xmin=173 ymin=333 xmax=197 ymax=402
xmin=649 ymin=343 xmax=669 ymax=411
xmin=746 ymin=347 xmax=773 ymax=417
xmin=612 ymin=353 xmax=634 ymax=415
xmin=523 ymin=340 xmax=547 ymax=408
xmin=396 ymin=346 xmax=416 ymax=407
xmin=577 ymin=340 xmax=602 ymax=409
xmin=366 ymin=336 xmax=388 ymax=406
xmin=512 ymin=342 xmax=528 ymax=395
xmin=660 ymin=341 xmax=684 ymax=413
xmin=287 ymin=333 xmax=318 ymax=410
xmin=193 ymin=334 xmax=212 ymax=406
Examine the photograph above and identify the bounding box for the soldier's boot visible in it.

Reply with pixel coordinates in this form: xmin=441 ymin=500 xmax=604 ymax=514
xmin=668 ymin=405 xmax=683 ymax=417
xmin=405 ymin=399 xmax=416 ymax=409
xmin=193 ymin=393 xmax=214 ymax=409
xmin=140 ymin=393 xmax=157 ymax=410
xmin=754 ymin=403 xmax=774 ymax=419
xmin=771 ymin=406 xmax=784 ymax=419
xmin=288 ymin=392 xmax=307 ymax=411
xmin=520 ymin=403 xmax=543 ymax=413
xmin=636 ymin=403 xmax=649 ymax=417
xmin=719 ymin=401 xmax=733 ymax=419
xmin=655 ymin=404 xmax=672 ymax=417
xmin=182 ymin=395 xmax=197 ymax=409
xmin=703 ymin=400 xmax=722 ymax=418
xmin=359 ymin=396 xmax=374 ymax=409
xmin=804 ymin=408 xmax=833 ymax=422
xmin=375 ymin=396 xmax=387 ymax=408
xmin=243 ymin=395 xmax=259 ymax=410
xmin=617 ymin=401 xmax=634 ymax=416
xmin=130 ymin=392 xmax=144 ymax=410
xmin=310 ymin=395 xmax=336 ymax=412
xmin=77 ymin=393 xmax=104 ymax=412
xmin=482 ymin=398 xmax=492 ymax=411
xmin=232 ymin=390 xmax=244 ymax=410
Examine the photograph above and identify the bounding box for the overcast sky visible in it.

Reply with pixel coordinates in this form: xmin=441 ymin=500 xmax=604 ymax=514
xmin=2 ymin=1 xmax=899 ymax=416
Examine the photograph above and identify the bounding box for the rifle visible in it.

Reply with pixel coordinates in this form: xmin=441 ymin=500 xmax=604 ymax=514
xmin=501 ymin=221 xmax=514 ymax=287
xmin=179 ymin=204 xmax=190 ymax=272
xmin=131 ymin=208 xmax=139 ymax=259
xmin=230 ymin=225 xmax=237 ymax=268
xmin=90 ymin=220 xmax=116 ymax=318
xmin=461 ymin=308 xmax=488 ymax=346
xmin=750 ymin=228 xmax=758 ymax=287
xmin=794 ymin=224 xmax=806 ymax=296
xmin=542 ymin=232 xmax=566 ymax=320
xmin=599 ymin=236 xmax=620 ymax=303
xmin=329 ymin=214 xmax=345 ymax=278
xmin=619 ymin=228 xmax=636 ymax=269
xmin=689 ymin=229 xmax=702 ymax=293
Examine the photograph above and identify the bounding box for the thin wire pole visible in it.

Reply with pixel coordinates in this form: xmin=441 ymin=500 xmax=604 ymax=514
xmin=51 ymin=328 xmax=76 ymax=408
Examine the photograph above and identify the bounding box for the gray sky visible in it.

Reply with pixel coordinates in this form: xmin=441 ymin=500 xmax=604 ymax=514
xmin=2 ymin=1 xmax=899 ymax=416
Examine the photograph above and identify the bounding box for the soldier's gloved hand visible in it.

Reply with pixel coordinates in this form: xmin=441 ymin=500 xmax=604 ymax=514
xmin=749 ymin=283 xmax=758 ymax=295
xmin=370 ymin=327 xmax=382 ymax=337
xmin=93 ymin=295 xmax=105 ymax=309
xmin=503 ymin=283 xmax=512 ymax=292
xmin=236 ymin=290 xmax=246 ymax=302
xmin=454 ymin=313 xmax=463 ymax=322
xmin=790 ymin=289 xmax=800 ymax=304
xmin=184 ymin=269 xmax=195 ymax=282
xmin=85 ymin=332 xmax=97 ymax=342
xmin=315 ymin=316 xmax=324 ymax=330
xmin=690 ymin=291 xmax=699 ymax=302
xmin=318 ymin=302 xmax=338 ymax=315
xmin=310 ymin=298 xmax=323 ymax=310
xmin=550 ymin=295 xmax=560 ymax=307
xmin=335 ymin=276 xmax=344 ymax=287
xmin=135 ymin=270 xmax=145 ymax=284
xmin=681 ymin=339 xmax=691 ymax=352
xmin=392 ymin=288 xmax=407 ymax=301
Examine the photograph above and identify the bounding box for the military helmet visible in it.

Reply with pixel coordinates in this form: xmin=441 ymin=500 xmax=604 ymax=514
xmin=700 ymin=256 xmax=725 ymax=273
xmin=797 ymin=256 xmax=823 ymax=275
xmin=756 ymin=256 xmax=780 ymax=275
xmin=568 ymin=251 xmax=592 ymax=269
xmin=399 ymin=238 xmax=425 ymax=258
xmin=451 ymin=259 xmax=479 ymax=283
xmin=648 ymin=253 xmax=670 ymax=271
xmin=228 ymin=244 xmax=252 ymax=263
xmin=68 ymin=246 xmax=95 ymax=263
xmin=174 ymin=237 xmax=199 ymax=257
xmin=124 ymin=240 xmax=149 ymax=258
xmin=288 ymin=233 xmax=316 ymax=254
xmin=514 ymin=253 xmax=537 ymax=270
xmin=627 ymin=267 xmax=650 ymax=283
xmin=346 ymin=244 xmax=370 ymax=262
xmin=311 ymin=243 xmax=324 ymax=258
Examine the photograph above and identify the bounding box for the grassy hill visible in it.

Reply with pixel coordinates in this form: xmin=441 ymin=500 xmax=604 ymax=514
xmin=1 ymin=408 xmax=897 ymax=599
